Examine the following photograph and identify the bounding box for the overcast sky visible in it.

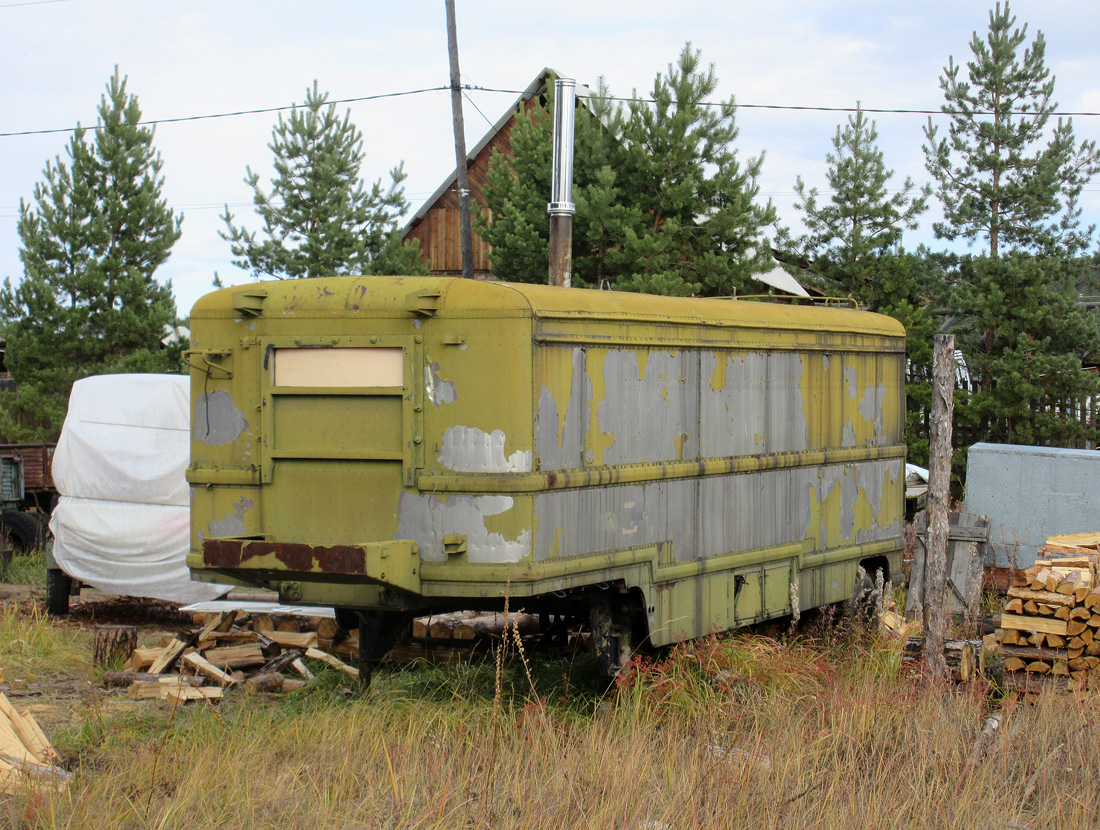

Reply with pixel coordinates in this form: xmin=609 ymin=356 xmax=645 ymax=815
xmin=3 ymin=0 xmax=1099 ymax=315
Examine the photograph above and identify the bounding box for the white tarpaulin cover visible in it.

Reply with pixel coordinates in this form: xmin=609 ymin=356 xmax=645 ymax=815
xmin=49 ymin=374 xmax=230 ymax=603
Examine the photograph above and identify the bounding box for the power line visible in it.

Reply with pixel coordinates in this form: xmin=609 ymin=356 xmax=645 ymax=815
xmin=4 ymin=83 xmax=1100 ymax=140
xmin=0 ymin=0 xmax=69 ymax=7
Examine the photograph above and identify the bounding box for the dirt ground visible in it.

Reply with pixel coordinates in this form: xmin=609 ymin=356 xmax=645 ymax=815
xmin=1 ymin=581 xmax=198 ymax=734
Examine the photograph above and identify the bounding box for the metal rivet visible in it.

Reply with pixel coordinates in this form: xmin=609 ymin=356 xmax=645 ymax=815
xmin=414 ymin=335 xmax=423 ymax=344
xmin=414 ymin=436 xmax=423 ymax=444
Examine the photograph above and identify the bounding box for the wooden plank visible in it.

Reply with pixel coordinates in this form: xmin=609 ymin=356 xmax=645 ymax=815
xmin=999 ymin=615 xmax=1069 ymax=636
xmin=181 ymin=652 xmax=239 ymax=687
xmin=164 ymin=687 xmax=224 ymax=704
xmin=304 ymin=647 xmax=359 ymax=677
xmin=1006 ymin=587 xmax=1074 ymax=607
xmin=1047 ymin=533 xmax=1100 ymax=549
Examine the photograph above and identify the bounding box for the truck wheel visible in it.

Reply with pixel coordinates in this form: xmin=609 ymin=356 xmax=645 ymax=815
xmin=0 ymin=512 xmax=46 ymax=553
xmin=46 ymin=568 xmax=71 ymax=616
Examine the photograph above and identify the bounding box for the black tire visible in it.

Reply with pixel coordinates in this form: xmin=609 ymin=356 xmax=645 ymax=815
xmin=0 ymin=511 xmax=46 ymax=552
xmin=46 ymin=568 xmax=71 ymax=616
xmin=846 ymin=566 xmax=881 ymax=621
xmin=356 ymin=611 xmax=409 ymax=689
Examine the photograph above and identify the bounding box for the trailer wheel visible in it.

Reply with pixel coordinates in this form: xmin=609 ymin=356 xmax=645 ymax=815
xmin=0 ymin=511 xmax=46 ymax=553
xmin=590 ymin=594 xmax=634 ymax=677
xmin=356 ymin=611 xmax=409 ymax=689
xmin=46 ymin=568 xmax=71 ymax=616
xmin=846 ymin=566 xmax=882 ymax=621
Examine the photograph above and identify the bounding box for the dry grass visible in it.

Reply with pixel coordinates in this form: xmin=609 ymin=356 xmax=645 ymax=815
xmin=2 ymin=616 xmax=1099 ymax=829
xmin=0 ymin=601 xmax=88 ymax=684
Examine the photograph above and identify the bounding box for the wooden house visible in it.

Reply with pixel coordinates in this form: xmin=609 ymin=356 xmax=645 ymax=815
xmin=401 ymin=69 xmax=566 ymax=277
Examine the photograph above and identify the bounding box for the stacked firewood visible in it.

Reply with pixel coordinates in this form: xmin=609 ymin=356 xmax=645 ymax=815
xmin=113 ymin=609 xmax=549 ymax=701
xmin=997 ymin=534 xmax=1100 ymax=692
xmin=110 ymin=609 xmax=360 ymax=701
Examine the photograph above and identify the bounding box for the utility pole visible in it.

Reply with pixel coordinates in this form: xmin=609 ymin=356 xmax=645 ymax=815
xmin=445 ymin=0 xmax=474 ymax=279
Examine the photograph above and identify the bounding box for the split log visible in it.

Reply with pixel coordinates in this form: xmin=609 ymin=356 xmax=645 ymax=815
xmin=202 ymin=644 xmax=266 ymax=670
xmin=997 ymin=645 xmax=1069 ymax=661
xmin=264 ymin=631 xmax=318 ymax=650
xmin=181 ymin=652 xmax=239 ymax=687
xmin=304 ymin=647 xmax=358 ymax=677
xmin=254 ymin=648 xmax=304 ymax=677
xmin=164 ymin=686 xmax=224 ymax=704
xmin=1025 ymin=661 xmax=1052 ymax=674
xmin=147 ymin=633 xmax=196 ymax=674
xmin=92 ymin=626 xmax=137 ymax=669
xmin=1068 ymin=620 xmax=1089 ymax=637
xmin=1006 ymin=587 xmax=1074 ymax=607
xmin=104 ymin=671 xmax=204 ymax=688
xmin=127 ymin=647 xmax=164 ymax=672
xmin=252 ymin=613 xmax=275 ymax=633
xmin=999 ymin=615 xmax=1068 ymax=636
xmin=197 ymin=610 xmax=239 ymax=643
xmin=289 ymin=658 xmax=314 ymax=680
xmin=1004 ymin=599 xmax=1024 ymax=615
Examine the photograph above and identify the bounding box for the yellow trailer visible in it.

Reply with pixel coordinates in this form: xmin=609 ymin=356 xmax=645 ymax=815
xmin=186 ymin=276 xmax=906 ymax=679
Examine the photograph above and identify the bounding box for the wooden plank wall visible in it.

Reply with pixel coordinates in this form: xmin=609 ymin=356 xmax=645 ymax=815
xmin=404 ymin=96 xmax=544 ymax=276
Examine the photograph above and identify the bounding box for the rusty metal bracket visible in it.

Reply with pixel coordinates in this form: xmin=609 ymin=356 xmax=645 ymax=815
xmin=183 ymin=349 xmax=233 ymax=379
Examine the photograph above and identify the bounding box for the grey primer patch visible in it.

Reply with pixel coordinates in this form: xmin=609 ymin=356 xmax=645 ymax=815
xmin=438 ymin=426 xmax=532 ymax=473
xmin=842 ymin=420 xmax=857 ymax=448
xmin=844 ymin=364 xmax=859 ymax=398
xmin=208 ymin=497 xmax=254 ymax=538
xmin=700 ymin=351 xmax=809 ymax=457
xmin=536 ymin=347 xmax=589 ymax=470
xmin=858 ymin=383 xmax=888 ymax=444
xmin=395 ymin=492 xmax=530 ymax=563
xmin=194 ymin=390 xmax=249 ymax=445
xmin=425 ymin=362 xmax=457 ymax=406
xmin=598 ymin=350 xmax=699 ymax=465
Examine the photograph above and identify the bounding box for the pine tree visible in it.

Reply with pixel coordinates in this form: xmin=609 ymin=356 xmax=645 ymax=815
xmin=221 ymin=81 xmax=425 ymax=279
xmin=950 ymin=254 xmax=1100 ymax=450
xmin=609 ymin=44 xmax=777 ymax=297
xmin=923 ymin=2 xmax=1100 ymax=257
xmin=1 ymin=69 xmax=181 ymax=441
xmin=791 ymin=106 xmax=930 ymax=295
xmin=476 ymin=76 xmax=623 ymax=286
xmin=477 ymin=46 xmax=778 ymax=296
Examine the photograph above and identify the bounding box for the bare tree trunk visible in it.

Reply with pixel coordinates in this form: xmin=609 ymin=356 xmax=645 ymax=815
xmin=924 ymin=334 xmax=956 ymax=680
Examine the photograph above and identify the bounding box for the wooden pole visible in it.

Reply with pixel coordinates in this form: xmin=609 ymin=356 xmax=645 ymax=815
xmin=924 ymin=333 xmax=956 ymax=680
xmin=445 ymin=0 xmax=474 ymax=279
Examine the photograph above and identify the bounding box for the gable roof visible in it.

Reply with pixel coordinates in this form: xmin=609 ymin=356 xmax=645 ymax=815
xmin=402 ymin=68 xmax=590 ymax=236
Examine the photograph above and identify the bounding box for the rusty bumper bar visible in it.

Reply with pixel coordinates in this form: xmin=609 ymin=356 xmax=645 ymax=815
xmin=201 ymin=538 xmax=421 ymax=594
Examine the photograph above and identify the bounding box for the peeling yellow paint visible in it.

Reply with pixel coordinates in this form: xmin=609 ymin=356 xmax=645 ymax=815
xmin=674 ymin=433 xmax=690 ymax=461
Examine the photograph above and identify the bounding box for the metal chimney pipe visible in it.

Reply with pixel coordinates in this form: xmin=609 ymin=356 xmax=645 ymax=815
xmin=548 ymin=77 xmax=576 ymax=288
